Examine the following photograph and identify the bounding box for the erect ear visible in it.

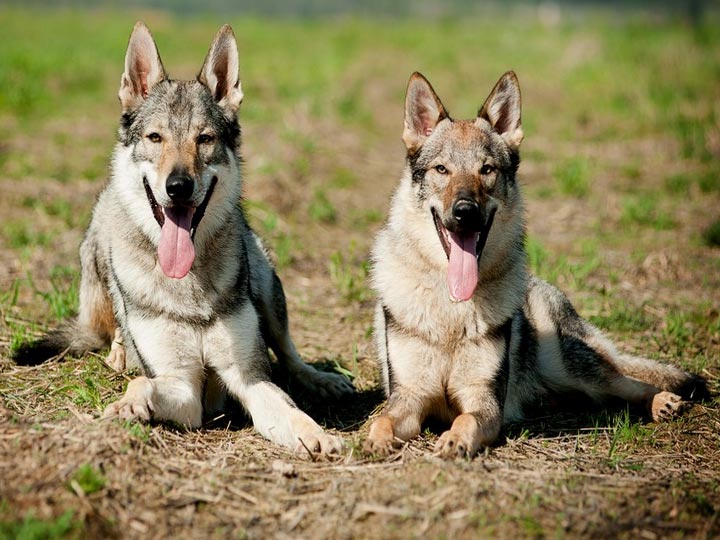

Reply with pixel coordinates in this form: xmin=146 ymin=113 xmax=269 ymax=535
xmin=478 ymin=71 xmax=523 ymax=150
xmin=402 ymin=72 xmax=449 ymax=153
xmin=118 ymin=21 xmax=167 ymax=113
xmin=198 ymin=24 xmax=243 ymax=115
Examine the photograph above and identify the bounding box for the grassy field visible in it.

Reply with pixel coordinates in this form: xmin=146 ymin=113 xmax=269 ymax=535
xmin=1 ymin=5 xmax=719 ymax=539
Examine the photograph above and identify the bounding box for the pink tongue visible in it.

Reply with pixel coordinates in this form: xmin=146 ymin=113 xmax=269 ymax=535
xmin=447 ymin=231 xmax=479 ymax=302
xmin=158 ymin=207 xmax=195 ymax=279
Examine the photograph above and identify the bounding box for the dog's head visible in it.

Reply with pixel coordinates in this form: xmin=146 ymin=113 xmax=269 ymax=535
xmin=402 ymin=71 xmax=524 ymax=302
xmin=114 ymin=22 xmax=243 ymax=279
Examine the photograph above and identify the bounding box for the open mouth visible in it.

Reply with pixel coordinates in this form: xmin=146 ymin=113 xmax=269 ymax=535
xmin=143 ymin=176 xmax=217 ymax=279
xmin=143 ymin=176 xmax=217 ymax=239
xmin=431 ymin=205 xmax=496 ymax=302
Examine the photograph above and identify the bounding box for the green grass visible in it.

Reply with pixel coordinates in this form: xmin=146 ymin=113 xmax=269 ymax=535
xmin=605 ymin=408 xmax=652 ymax=468
xmin=664 ymin=173 xmax=691 ymax=195
xmin=124 ymin=420 xmax=152 ymax=443
xmin=698 ymin=169 xmax=720 ymax=193
xmin=673 ymin=112 xmax=716 ymax=162
xmin=654 ymin=307 xmax=720 ymax=368
xmin=554 ymin=157 xmax=590 ymax=198
xmin=69 ymin=464 xmax=106 ymax=495
xmin=0 ymin=510 xmax=82 ymax=540
xmin=2 ymin=222 xmax=53 ymax=249
xmin=28 ymin=266 xmax=79 ymax=321
xmin=50 ymin=353 xmax=120 ymax=414
xmin=331 ymin=342 xmax=361 ymax=382
xmin=0 ymin=6 xmax=717 ymax=189
xmin=525 ymin=236 xmax=600 ymax=287
xmin=309 ymin=189 xmax=338 ymax=223
xmin=329 ymin=168 xmax=358 ymax=189
xmin=620 ymin=194 xmax=676 ymax=230
xmin=328 ymin=246 xmax=370 ymax=303
xmin=350 ymin=208 xmax=383 ymax=229
xmin=1 ymin=279 xmax=38 ymax=354
xmin=703 ymin=219 xmax=720 ymax=247
xmin=56 ymin=375 xmax=104 ymax=410
xmin=244 ymin=200 xmax=295 ymax=270
xmin=589 ymin=305 xmax=653 ymax=333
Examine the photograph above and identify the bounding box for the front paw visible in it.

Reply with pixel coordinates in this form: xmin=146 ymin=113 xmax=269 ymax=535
xmin=363 ymin=416 xmax=402 ymax=456
xmin=433 ymin=414 xmax=488 ymax=459
xmin=102 ymin=377 xmax=154 ymax=422
xmin=294 ymin=430 xmax=345 ymax=456
xmin=434 ymin=430 xmax=475 ymax=459
xmin=103 ymin=397 xmax=153 ymax=422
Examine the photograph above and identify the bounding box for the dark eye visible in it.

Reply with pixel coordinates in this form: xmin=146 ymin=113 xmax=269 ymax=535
xmin=147 ymin=132 xmax=162 ymax=143
xmin=480 ymin=164 xmax=495 ymax=175
xmin=197 ymin=134 xmax=215 ymax=145
xmin=434 ymin=164 xmax=448 ymax=174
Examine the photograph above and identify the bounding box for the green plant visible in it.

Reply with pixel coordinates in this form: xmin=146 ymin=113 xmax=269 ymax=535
xmin=125 ymin=420 xmax=152 ymax=443
xmin=28 ymin=267 xmax=79 ymax=321
xmin=69 ymin=464 xmax=106 ymax=495
xmin=663 ymin=173 xmax=691 ymax=195
xmin=554 ymin=157 xmax=590 ymax=198
xmin=620 ymin=195 xmax=676 ymax=230
xmin=2 ymin=222 xmax=52 ymax=249
xmin=330 ymin=168 xmax=357 ymax=189
xmin=589 ymin=305 xmax=652 ymax=333
xmin=328 ymin=246 xmax=370 ymax=302
xmin=698 ymin=169 xmax=720 ymax=193
xmin=702 ymin=219 xmax=720 ymax=247
xmin=309 ymin=189 xmax=337 ymax=223
xmin=0 ymin=510 xmax=81 ymax=540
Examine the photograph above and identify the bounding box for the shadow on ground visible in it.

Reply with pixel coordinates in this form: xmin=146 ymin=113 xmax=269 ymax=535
xmin=200 ymin=360 xmax=384 ymax=433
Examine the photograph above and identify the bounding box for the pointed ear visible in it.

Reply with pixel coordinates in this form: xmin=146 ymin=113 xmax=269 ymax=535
xmin=198 ymin=24 xmax=243 ymax=115
xmin=402 ymin=72 xmax=449 ymax=153
xmin=118 ymin=21 xmax=167 ymax=113
xmin=478 ymin=71 xmax=523 ymax=150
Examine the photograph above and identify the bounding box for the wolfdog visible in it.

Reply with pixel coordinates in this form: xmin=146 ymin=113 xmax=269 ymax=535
xmin=13 ymin=22 xmax=353 ymax=454
xmin=364 ymin=71 xmax=707 ymax=458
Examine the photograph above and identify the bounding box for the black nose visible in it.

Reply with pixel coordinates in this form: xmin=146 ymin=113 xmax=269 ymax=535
xmin=452 ymin=198 xmax=481 ymax=224
xmin=166 ymin=174 xmax=194 ymax=203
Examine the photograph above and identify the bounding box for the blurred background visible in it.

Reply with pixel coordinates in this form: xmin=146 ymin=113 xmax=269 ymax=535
xmin=0 ymin=0 xmax=718 ymax=370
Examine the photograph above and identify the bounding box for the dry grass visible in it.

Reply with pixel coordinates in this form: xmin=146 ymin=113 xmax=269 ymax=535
xmin=1 ymin=6 xmax=720 ymax=540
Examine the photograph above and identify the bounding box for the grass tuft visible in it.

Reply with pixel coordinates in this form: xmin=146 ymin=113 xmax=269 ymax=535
xmin=0 ymin=510 xmax=81 ymax=540
xmin=702 ymin=219 xmax=720 ymax=247
xmin=69 ymin=464 xmax=106 ymax=496
xmin=620 ymin=194 xmax=676 ymax=230
xmin=309 ymin=189 xmax=338 ymax=224
xmin=328 ymin=245 xmax=370 ymax=303
xmin=554 ymin=157 xmax=590 ymax=198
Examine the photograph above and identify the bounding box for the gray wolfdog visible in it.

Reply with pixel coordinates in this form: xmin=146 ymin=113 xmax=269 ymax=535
xmin=13 ymin=22 xmax=353 ymax=454
xmin=364 ymin=71 xmax=708 ymax=458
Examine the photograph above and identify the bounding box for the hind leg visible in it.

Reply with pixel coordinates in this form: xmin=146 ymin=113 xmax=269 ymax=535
xmin=536 ymin=324 xmax=684 ymax=421
xmin=262 ymin=273 xmax=354 ymax=399
xmin=14 ymin=232 xmax=116 ymax=365
xmin=528 ymin=279 xmax=687 ymax=422
xmin=78 ymin=231 xmax=117 ymax=345
xmin=595 ymin=366 xmax=685 ymax=421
